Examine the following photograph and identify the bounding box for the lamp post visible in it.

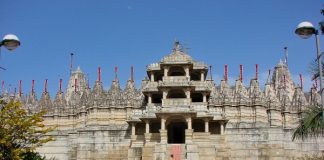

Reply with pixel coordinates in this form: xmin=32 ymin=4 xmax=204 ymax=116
xmin=0 ymin=34 xmax=21 ymax=70
xmin=295 ymin=21 xmax=324 ymax=121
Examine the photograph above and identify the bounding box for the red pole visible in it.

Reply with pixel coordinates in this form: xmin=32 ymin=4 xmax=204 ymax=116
xmin=32 ymin=80 xmax=35 ymax=93
xmin=240 ymin=64 xmax=243 ymax=82
xmin=224 ymin=65 xmax=228 ymax=81
xmin=74 ymin=79 xmax=77 ymax=93
xmin=115 ymin=66 xmax=118 ymax=80
xmin=19 ymin=80 xmax=22 ymax=96
xmin=300 ymin=74 xmax=303 ymax=90
xmin=255 ymin=64 xmax=258 ymax=80
xmin=209 ymin=65 xmax=213 ymax=80
xmin=131 ymin=66 xmax=134 ymax=82
xmin=44 ymin=79 xmax=48 ymax=93
xmin=98 ymin=66 xmax=101 ymax=82
xmin=59 ymin=79 xmax=62 ymax=92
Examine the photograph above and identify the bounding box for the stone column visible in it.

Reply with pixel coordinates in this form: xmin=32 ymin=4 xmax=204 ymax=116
xmin=204 ymin=120 xmax=209 ymax=133
xmin=163 ymin=90 xmax=168 ymax=99
xmin=187 ymin=117 xmax=192 ymax=130
xmin=150 ymin=72 xmax=155 ymax=82
xmin=185 ymin=89 xmax=191 ymax=99
xmin=185 ymin=66 xmax=190 ymax=80
xmin=220 ymin=122 xmax=224 ymax=135
xmin=145 ymin=121 xmax=150 ymax=133
xmin=131 ymin=123 xmax=136 ymax=141
xmin=161 ymin=117 xmax=166 ymax=130
xmin=200 ymin=71 xmax=205 ymax=81
xmin=160 ymin=117 xmax=167 ymax=144
xmin=203 ymin=93 xmax=207 ymax=103
xmin=131 ymin=123 xmax=136 ymax=135
xmin=164 ymin=66 xmax=169 ymax=77
xmin=148 ymin=93 xmax=152 ymax=104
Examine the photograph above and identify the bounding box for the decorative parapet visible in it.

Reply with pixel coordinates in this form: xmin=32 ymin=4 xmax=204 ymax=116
xmin=193 ymin=61 xmax=208 ymax=69
xmin=162 ymin=98 xmax=191 ymax=106
xmin=159 ymin=76 xmax=191 ymax=87
xmin=142 ymin=82 xmax=159 ymax=92
xmin=147 ymin=63 xmax=160 ymax=71
xmin=191 ymin=81 xmax=211 ymax=91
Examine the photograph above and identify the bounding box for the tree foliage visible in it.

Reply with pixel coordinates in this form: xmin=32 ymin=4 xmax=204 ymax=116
xmin=293 ymin=106 xmax=324 ymax=141
xmin=0 ymin=100 xmax=53 ymax=160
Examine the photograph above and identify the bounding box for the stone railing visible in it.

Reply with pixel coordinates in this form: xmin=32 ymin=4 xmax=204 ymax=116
xmin=193 ymin=62 xmax=208 ymax=69
xmin=161 ymin=56 xmax=192 ymax=64
xmin=162 ymin=98 xmax=191 ymax=106
xmin=147 ymin=63 xmax=160 ymax=71
xmin=191 ymin=102 xmax=208 ymax=111
xmin=142 ymin=82 xmax=159 ymax=92
xmin=191 ymin=81 xmax=210 ymax=91
xmin=159 ymin=76 xmax=190 ymax=87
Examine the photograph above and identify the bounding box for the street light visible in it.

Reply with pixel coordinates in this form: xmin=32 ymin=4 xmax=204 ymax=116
xmin=0 ymin=34 xmax=21 ymax=51
xmin=0 ymin=34 xmax=21 ymax=70
xmin=295 ymin=21 xmax=324 ymax=121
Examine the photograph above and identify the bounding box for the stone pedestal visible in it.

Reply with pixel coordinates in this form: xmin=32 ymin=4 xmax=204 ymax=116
xmin=160 ymin=129 xmax=167 ymax=144
xmin=185 ymin=129 xmax=193 ymax=143
xmin=144 ymin=133 xmax=152 ymax=144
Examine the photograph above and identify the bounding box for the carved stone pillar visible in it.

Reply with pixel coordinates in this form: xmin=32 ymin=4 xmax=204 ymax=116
xmin=220 ymin=122 xmax=224 ymax=135
xmin=185 ymin=66 xmax=190 ymax=79
xmin=185 ymin=89 xmax=191 ymax=99
xmin=148 ymin=93 xmax=152 ymax=104
xmin=163 ymin=90 xmax=168 ymax=99
xmin=150 ymin=72 xmax=155 ymax=82
xmin=203 ymin=93 xmax=207 ymax=103
xmin=200 ymin=71 xmax=205 ymax=81
xmin=204 ymin=119 xmax=209 ymax=133
xmin=161 ymin=117 xmax=166 ymax=130
xmin=164 ymin=66 xmax=169 ymax=77
xmin=145 ymin=121 xmax=150 ymax=133
xmin=187 ymin=117 xmax=192 ymax=130
xmin=131 ymin=123 xmax=136 ymax=135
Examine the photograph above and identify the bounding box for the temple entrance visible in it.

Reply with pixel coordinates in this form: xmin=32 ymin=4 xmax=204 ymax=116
xmin=167 ymin=122 xmax=186 ymax=144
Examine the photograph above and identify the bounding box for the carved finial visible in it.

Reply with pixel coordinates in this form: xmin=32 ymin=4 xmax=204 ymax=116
xmin=173 ymin=41 xmax=181 ymax=52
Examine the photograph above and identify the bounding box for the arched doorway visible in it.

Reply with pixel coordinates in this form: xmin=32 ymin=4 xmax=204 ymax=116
xmin=167 ymin=121 xmax=187 ymax=144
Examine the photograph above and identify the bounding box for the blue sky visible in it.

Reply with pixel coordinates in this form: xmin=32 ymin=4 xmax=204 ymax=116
xmin=0 ymin=0 xmax=323 ymax=96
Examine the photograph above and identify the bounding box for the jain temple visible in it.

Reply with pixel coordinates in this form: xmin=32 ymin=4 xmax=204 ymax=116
xmin=3 ymin=42 xmax=324 ymax=160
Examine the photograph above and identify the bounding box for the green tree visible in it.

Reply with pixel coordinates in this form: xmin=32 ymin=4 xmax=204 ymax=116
xmin=0 ymin=100 xmax=53 ymax=160
xmin=293 ymin=106 xmax=324 ymax=140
